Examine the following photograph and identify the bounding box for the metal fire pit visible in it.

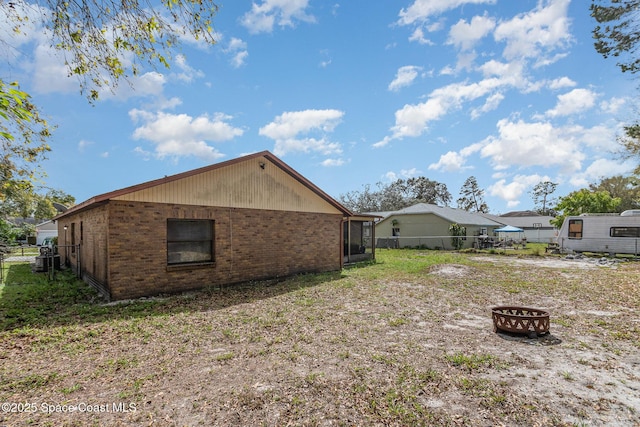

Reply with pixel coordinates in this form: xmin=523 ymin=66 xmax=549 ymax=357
xmin=492 ymin=306 xmax=550 ymax=337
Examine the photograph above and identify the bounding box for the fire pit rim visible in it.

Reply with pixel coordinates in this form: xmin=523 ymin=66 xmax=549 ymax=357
xmin=491 ymin=305 xmax=550 ymax=336
xmin=491 ymin=305 xmax=550 ymax=316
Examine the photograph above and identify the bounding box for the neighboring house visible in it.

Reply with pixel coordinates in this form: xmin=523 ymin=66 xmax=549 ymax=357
xmin=10 ymin=203 xmax=67 ymax=245
xmin=374 ymin=203 xmax=503 ymax=249
xmin=482 ymin=211 xmax=556 ymax=243
xmin=54 ymin=151 xmax=375 ymax=301
xmin=35 ymin=220 xmax=58 ymax=245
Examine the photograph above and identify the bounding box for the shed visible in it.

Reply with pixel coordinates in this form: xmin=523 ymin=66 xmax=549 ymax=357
xmin=54 ymin=151 xmax=374 ymax=301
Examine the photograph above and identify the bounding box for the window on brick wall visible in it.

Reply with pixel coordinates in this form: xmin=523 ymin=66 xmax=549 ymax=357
xmin=167 ymin=219 xmax=214 ymax=265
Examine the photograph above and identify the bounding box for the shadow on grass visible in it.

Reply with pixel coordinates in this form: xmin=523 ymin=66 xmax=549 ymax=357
xmin=0 ymin=262 xmax=346 ymax=332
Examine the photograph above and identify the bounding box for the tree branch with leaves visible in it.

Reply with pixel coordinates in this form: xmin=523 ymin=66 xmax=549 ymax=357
xmin=0 ymin=0 xmax=219 ymax=225
xmin=591 ymin=0 xmax=640 ymax=74
xmin=5 ymin=0 xmax=219 ymax=100
xmin=0 ymin=80 xmax=52 ymax=203
xmin=550 ymin=189 xmax=621 ymax=228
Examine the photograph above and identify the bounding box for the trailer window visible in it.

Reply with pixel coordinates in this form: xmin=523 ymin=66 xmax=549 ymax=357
xmin=610 ymin=227 xmax=640 ymax=238
xmin=568 ymin=219 xmax=583 ymax=239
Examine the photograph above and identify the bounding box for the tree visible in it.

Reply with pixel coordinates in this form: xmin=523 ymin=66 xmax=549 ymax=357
xmin=0 ymin=81 xmax=52 ymax=204
xmin=44 ymin=189 xmax=76 ymax=209
xmin=0 ymin=180 xmax=36 ymax=218
xmin=448 ymin=223 xmax=466 ymax=250
xmin=530 ymin=181 xmax=558 ymax=215
xmin=591 ymin=0 xmax=640 ymax=74
xmin=589 ymin=175 xmax=640 ymax=211
xmin=33 ymin=197 xmax=58 ymax=222
xmin=339 ymin=177 xmax=452 ymax=212
xmin=457 ymin=176 xmax=489 ymax=213
xmin=4 ymin=0 xmax=219 ymax=101
xmin=550 ymin=189 xmax=621 ymax=227
xmin=406 ymin=177 xmax=452 ymax=206
xmin=618 ymin=123 xmax=640 ymax=174
xmin=1 ymin=185 xmax=75 ymax=220
xmin=1 ymin=0 xmax=218 ymax=215
xmin=0 ymin=218 xmax=18 ymax=250
xmin=339 ymin=184 xmax=383 ymax=213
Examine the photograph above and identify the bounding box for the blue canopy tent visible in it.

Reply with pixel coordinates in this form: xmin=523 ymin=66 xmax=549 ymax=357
xmin=494 ymin=225 xmax=525 ymax=247
xmin=494 ymin=225 xmax=524 ymax=233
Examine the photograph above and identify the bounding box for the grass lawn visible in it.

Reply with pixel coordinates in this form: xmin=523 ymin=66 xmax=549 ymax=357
xmin=0 ymin=249 xmax=639 ymax=426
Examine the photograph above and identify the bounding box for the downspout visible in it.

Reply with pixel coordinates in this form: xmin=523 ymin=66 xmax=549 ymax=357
xmin=341 ymin=217 xmax=347 ymax=266
xmin=347 ymin=217 xmax=352 ymax=263
xmin=371 ymin=219 xmax=376 ymax=261
xmin=229 ymin=207 xmax=233 ymax=280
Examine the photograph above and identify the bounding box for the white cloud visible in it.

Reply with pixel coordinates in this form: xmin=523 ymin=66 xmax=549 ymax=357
xmin=408 ymin=28 xmax=433 ymax=45
xmin=173 ymin=54 xmax=204 ymax=82
xmin=321 ymin=158 xmax=345 ymax=167
xmin=240 ymin=0 xmax=315 ymax=34
xmin=470 ymin=92 xmax=504 ymax=119
xmin=382 ymin=168 xmax=421 ymax=182
xmin=400 ymin=168 xmax=421 ymax=178
xmin=384 ymin=171 xmax=398 ymax=182
xmin=30 ymin=44 xmax=79 ymax=94
xmin=231 ymin=51 xmax=249 ymax=68
xmin=548 ymin=76 xmax=576 ymax=90
xmin=478 ymin=59 xmax=525 ymax=86
xmin=428 ymin=151 xmax=469 ymax=172
xmin=397 ymin=0 xmax=496 ymax=26
xmin=78 ymin=140 xmax=94 ymax=152
xmin=427 ymin=141 xmax=485 ymax=173
xmin=378 ymin=78 xmax=503 ymax=144
xmin=319 ymin=49 xmax=332 ymax=68
xmin=493 ymin=0 xmax=572 ymax=62
xmin=488 ymin=174 xmax=545 ymax=206
xmin=225 ymin=37 xmax=249 ymax=68
xmin=99 ymin=71 xmax=168 ymax=101
xmin=388 ymin=66 xmax=423 ymax=92
xmin=600 ymin=97 xmax=626 ymax=115
xmin=259 ymin=109 xmax=344 ymax=156
xmin=157 ymin=97 xmax=183 ymax=110
xmin=569 ymin=123 xmax=615 ymax=151
xmin=544 ymin=88 xmax=597 ymax=118
xmin=447 ymin=13 xmax=495 ymax=51
xmin=129 ymin=110 xmax=243 ymax=161
xmin=480 ymin=119 xmax=584 ymax=172
xmin=569 ymin=158 xmax=636 ymax=188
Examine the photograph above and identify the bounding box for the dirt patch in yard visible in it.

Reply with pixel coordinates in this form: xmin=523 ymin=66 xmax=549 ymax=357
xmin=0 ymin=252 xmax=639 ymax=426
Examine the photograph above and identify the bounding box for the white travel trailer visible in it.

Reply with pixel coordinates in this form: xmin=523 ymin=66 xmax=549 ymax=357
xmin=557 ymin=211 xmax=640 ymax=255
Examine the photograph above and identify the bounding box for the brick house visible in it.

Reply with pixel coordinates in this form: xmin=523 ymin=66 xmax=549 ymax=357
xmin=54 ymin=151 xmax=375 ymax=301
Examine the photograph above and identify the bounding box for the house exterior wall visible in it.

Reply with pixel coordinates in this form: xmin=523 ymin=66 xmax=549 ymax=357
xmin=376 ymin=213 xmax=483 ymax=249
xmin=111 ymin=156 xmax=340 ymax=214
xmin=61 ymin=200 xmax=343 ymax=300
xmin=58 ymin=205 xmax=109 ymax=296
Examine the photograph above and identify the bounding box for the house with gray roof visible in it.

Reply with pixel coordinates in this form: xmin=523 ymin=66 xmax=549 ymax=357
xmin=374 ymin=203 xmax=503 ymax=249
xmin=480 ymin=211 xmax=557 ymax=243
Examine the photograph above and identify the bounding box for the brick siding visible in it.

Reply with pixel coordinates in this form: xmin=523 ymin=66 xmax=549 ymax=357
xmin=62 ymin=200 xmax=343 ymax=300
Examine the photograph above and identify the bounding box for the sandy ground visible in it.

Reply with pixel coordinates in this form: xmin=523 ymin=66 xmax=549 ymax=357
xmin=1 ymin=253 xmax=639 ymax=426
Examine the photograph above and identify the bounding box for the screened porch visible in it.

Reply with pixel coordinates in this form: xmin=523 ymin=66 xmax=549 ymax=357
xmin=343 ymin=216 xmax=377 ymax=264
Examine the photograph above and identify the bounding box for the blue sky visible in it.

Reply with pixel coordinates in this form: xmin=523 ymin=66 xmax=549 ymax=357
xmin=1 ymin=0 xmax=637 ymax=213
